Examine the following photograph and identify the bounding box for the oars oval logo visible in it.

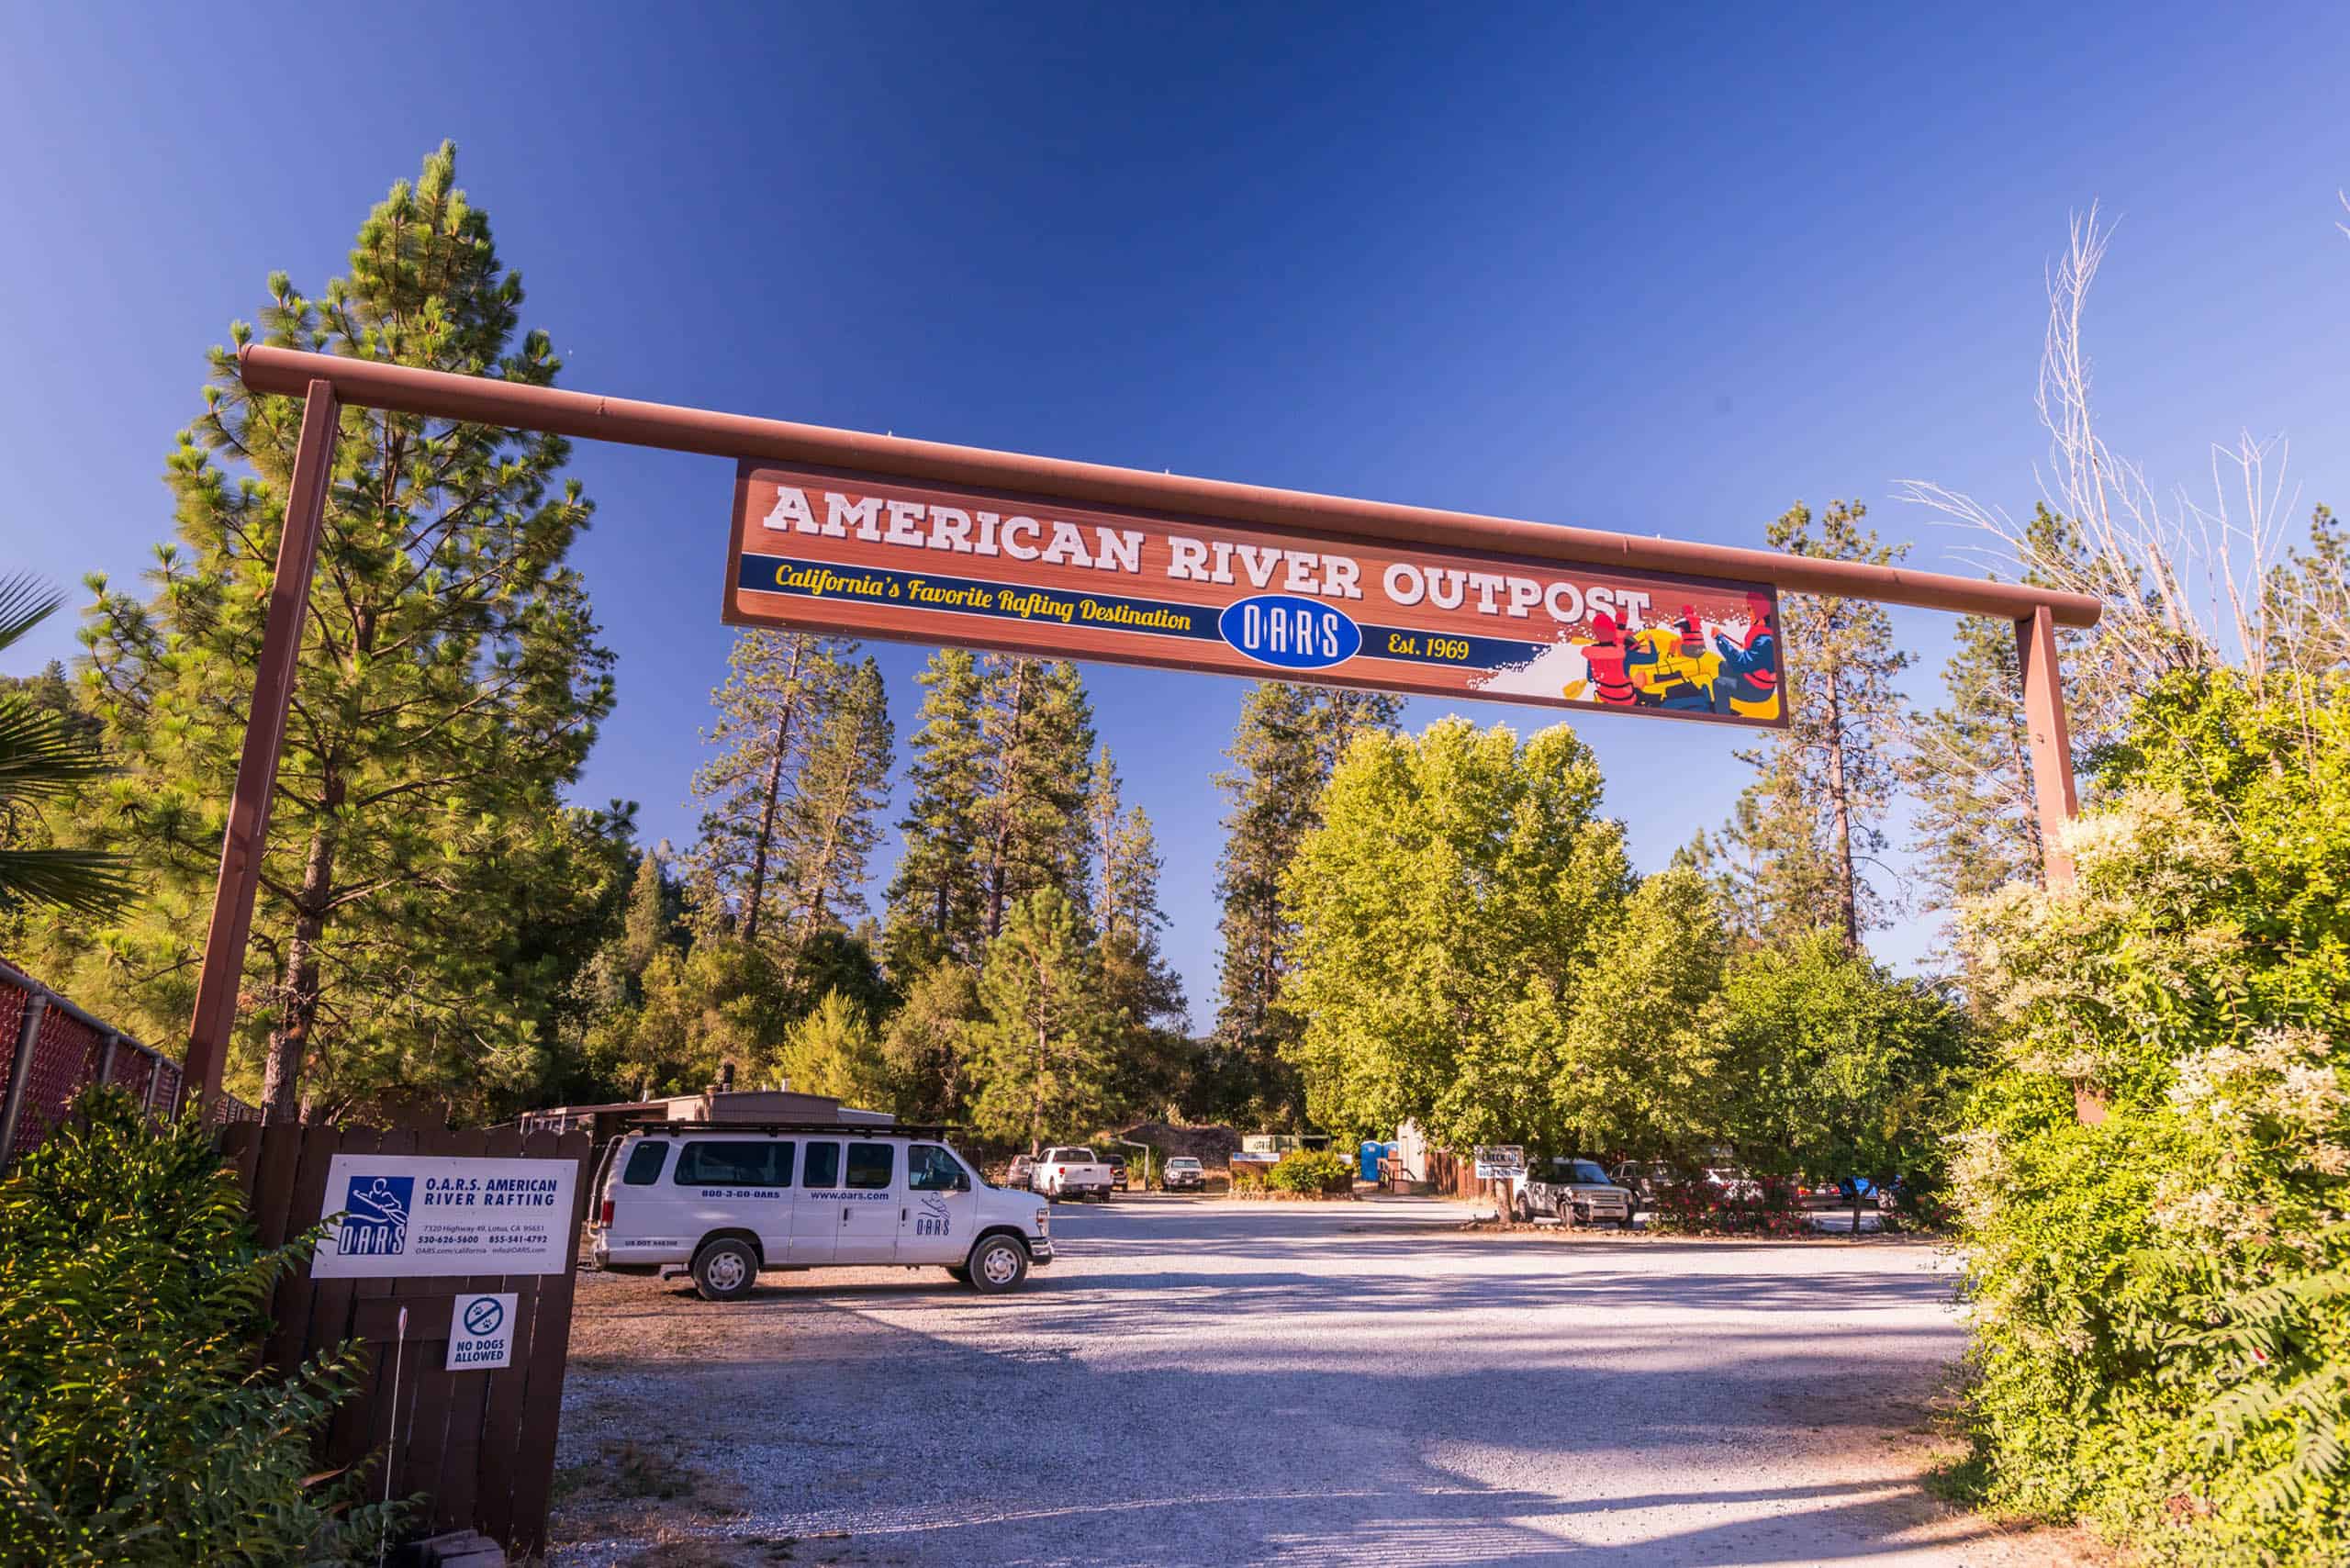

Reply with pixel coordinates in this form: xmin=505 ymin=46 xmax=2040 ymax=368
xmin=1217 ymin=594 xmax=1362 ymax=670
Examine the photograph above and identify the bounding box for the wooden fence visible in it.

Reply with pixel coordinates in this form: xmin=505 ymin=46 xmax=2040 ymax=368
xmin=218 ymin=1122 xmax=591 ymax=1559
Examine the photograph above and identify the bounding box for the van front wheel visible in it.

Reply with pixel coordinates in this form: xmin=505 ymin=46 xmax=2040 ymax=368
xmin=690 ymin=1238 xmax=759 ymax=1302
xmin=968 ymin=1236 xmax=1029 ymax=1294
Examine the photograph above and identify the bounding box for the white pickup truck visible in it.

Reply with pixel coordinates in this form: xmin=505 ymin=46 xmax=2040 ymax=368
xmin=1031 ymin=1146 xmax=1114 ymax=1201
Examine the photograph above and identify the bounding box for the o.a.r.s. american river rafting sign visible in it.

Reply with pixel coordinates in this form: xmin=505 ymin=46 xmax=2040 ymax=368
xmin=724 ymin=464 xmax=1787 ymax=727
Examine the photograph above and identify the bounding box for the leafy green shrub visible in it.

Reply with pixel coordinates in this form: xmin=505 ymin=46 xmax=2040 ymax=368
xmin=1228 ymin=1164 xmax=1266 ymax=1195
xmin=1952 ymin=676 xmax=2350 ymax=1564
xmin=1264 ymin=1148 xmax=1354 ymax=1196
xmin=0 ymin=1087 xmax=407 ymax=1564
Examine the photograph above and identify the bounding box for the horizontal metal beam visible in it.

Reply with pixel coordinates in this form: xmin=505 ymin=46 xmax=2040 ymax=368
xmin=238 ymin=344 xmax=2102 ymax=629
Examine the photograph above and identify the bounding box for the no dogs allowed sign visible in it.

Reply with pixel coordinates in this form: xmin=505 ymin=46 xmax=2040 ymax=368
xmin=446 ymin=1292 xmax=519 ymax=1371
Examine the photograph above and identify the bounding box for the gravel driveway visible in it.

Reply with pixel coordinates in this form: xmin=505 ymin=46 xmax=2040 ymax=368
xmin=549 ymin=1196 xmax=2095 ymax=1566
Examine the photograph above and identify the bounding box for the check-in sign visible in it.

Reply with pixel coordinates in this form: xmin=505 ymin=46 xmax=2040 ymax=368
xmin=725 ymin=465 xmax=1788 ymax=728
xmin=312 ymin=1155 xmax=577 ymax=1279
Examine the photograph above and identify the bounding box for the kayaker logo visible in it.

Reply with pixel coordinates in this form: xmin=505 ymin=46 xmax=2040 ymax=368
xmin=337 ymin=1174 xmax=412 ymax=1256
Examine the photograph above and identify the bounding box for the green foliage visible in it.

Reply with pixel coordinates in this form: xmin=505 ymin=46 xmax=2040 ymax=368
xmin=0 ymin=1089 xmax=406 ymax=1563
xmin=775 ymin=988 xmax=890 ymax=1106
xmin=1700 ymin=930 xmax=1970 ymax=1184
xmin=1205 ymin=681 xmax=1400 ymax=1127
xmin=1558 ymin=868 xmax=1729 ymax=1156
xmin=1262 ymin=1147 xmax=1354 ymax=1195
xmin=25 ymin=143 xmax=618 ymax=1121
xmin=969 ymin=889 xmax=1121 ymax=1151
xmin=1953 ymin=673 xmax=2350 ymax=1562
xmin=1282 ymin=718 xmax=1630 ymax=1152
xmin=883 ymin=649 xmax=990 ymax=975
xmin=0 ymin=575 xmax=132 ymax=917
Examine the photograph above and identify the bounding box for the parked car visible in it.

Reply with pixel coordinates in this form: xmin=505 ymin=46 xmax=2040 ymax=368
xmin=1033 ymin=1146 xmax=1115 ymax=1201
xmin=1612 ymin=1160 xmax=1675 ymax=1207
xmin=1161 ymin=1156 xmax=1206 ymax=1193
xmin=1005 ymin=1154 xmax=1035 ymax=1190
xmin=1703 ymin=1166 xmax=1762 ymax=1201
xmin=1106 ymin=1153 xmax=1130 ymax=1192
xmin=1516 ymin=1157 xmax=1636 ymax=1227
xmin=591 ymin=1121 xmax=1054 ymax=1299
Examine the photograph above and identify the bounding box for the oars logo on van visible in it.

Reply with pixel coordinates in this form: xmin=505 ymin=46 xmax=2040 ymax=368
xmin=1217 ymin=594 xmax=1361 ymax=670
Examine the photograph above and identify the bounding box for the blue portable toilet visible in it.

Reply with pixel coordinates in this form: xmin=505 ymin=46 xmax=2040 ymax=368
xmin=1360 ymin=1139 xmax=1395 ymax=1181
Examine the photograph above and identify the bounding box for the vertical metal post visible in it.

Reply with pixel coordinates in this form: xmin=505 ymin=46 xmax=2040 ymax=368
xmin=2017 ymin=603 xmax=2099 ymax=1122
xmin=0 ymin=994 xmax=49 ymax=1166
xmin=95 ymin=1031 xmax=118 ymax=1096
xmin=183 ymin=379 xmax=341 ymax=1116
xmin=2015 ymin=604 xmax=2079 ymax=890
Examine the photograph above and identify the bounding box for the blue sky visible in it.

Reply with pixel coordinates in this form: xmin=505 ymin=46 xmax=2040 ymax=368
xmin=6 ymin=4 xmax=2348 ymax=1028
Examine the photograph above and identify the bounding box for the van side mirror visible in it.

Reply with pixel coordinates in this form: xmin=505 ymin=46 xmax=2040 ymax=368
xmin=956 ymin=1171 xmax=971 ymax=1192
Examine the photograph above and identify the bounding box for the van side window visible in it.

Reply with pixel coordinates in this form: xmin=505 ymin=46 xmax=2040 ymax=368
xmin=907 ymin=1144 xmax=962 ymax=1192
xmin=674 ymin=1141 xmax=793 ymax=1187
xmin=801 ymin=1142 xmax=841 ymax=1189
xmin=621 ymin=1141 xmax=668 ymax=1185
xmin=845 ymin=1142 xmax=894 ymax=1190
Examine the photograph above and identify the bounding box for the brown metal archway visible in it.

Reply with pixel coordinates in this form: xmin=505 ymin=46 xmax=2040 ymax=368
xmin=182 ymin=345 xmax=2092 ymax=1111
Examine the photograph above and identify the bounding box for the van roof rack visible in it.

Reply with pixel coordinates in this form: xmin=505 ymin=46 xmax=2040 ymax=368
xmin=621 ymin=1118 xmax=960 ymax=1139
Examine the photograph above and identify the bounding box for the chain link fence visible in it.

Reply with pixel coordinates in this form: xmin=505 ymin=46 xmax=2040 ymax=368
xmin=0 ymin=958 xmax=254 ymax=1166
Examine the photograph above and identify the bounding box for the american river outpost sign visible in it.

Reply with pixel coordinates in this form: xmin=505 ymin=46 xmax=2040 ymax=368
xmin=725 ymin=463 xmax=1789 ymax=727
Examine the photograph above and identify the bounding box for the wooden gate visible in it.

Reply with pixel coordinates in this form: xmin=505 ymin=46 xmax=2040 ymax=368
xmin=219 ymin=1122 xmax=590 ymax=1558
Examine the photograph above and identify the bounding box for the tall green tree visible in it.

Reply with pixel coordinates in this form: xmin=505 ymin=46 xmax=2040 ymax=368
xmin=1282 ymin=719 xmax=1631 ymax=1150
xmin=882 ymin=648 xmax=990 ymax=974
xmin=1207 ymin=682 xmax=1400 ymax=1125
xmin=43 ymin=144 xmax=616 ymax=1120
xmin=0 ymin=576 xmax=128 ymax=915
xmin=1723 ymin=500 xmax=1912 ymax=948
xmin=969 ymin=888 xmax=1120 ymax=1153
xmin=1086 ymin=746 xmax=1194 ymax=1115
xmin=1557 ymin=868 xmax=1730 ymax=1156
xmin=683 ymin=631 xmax=868 ymax=946
xmin=977 ymin=656 xmax=1095 ymax=939
xmin=779 ymin=655 xmax=893 ymax=942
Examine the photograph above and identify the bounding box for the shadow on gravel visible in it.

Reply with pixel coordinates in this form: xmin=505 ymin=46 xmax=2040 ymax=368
xmin=555 ymin=1205 xmax=1996 ymax=1566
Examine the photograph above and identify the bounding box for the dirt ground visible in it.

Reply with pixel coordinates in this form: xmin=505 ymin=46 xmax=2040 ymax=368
xmin=547 ymin=1194 xmax=2106 ymax=1567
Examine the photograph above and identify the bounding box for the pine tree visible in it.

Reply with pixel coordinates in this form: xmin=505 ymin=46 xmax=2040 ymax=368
xmin=780 ymin=655 xmax=893 ymax=942
xmin=683 ymin=630 xmax=864 ymax=946
xmin=1086 ymin=747 xmax=1192 ymax=1112
xmin=1903 ymin=504 xmax=2091 ymax=909
xmin=2264 ymin=503 xmax=2350 ymax=707
xmin=1206 ymin=682 xmax=1400 ymax=1125
xmin=977 ymin=656 xmax=1096 ymax=939
xmin=970 ymin=889 xmax=1120 ymax=1153
xmin=882 ymin=649 xmax=990 ymax=974
xmin=50 ymin=144 xmax=616 ymax=1119
xmin=1724 ymin=501 xmax=1912 ymax=948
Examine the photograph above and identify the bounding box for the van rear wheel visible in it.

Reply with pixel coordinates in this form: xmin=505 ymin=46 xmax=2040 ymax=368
xmin=968 ymin=1235 xmax=1029 ymax=1294
xmin=690 ymin=1238 xmax=758 ymax=1302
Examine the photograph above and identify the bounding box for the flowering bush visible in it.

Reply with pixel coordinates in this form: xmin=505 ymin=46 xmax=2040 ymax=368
xmin=1647 ymin=1176 xmax=1808 ymax=1237
xmin=1952 ymin=676 xmax=2350 ymax=1564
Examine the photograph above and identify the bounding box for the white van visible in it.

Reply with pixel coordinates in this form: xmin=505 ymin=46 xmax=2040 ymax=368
xmin=590 ymin=1122 xmax=1053 ymax=1299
